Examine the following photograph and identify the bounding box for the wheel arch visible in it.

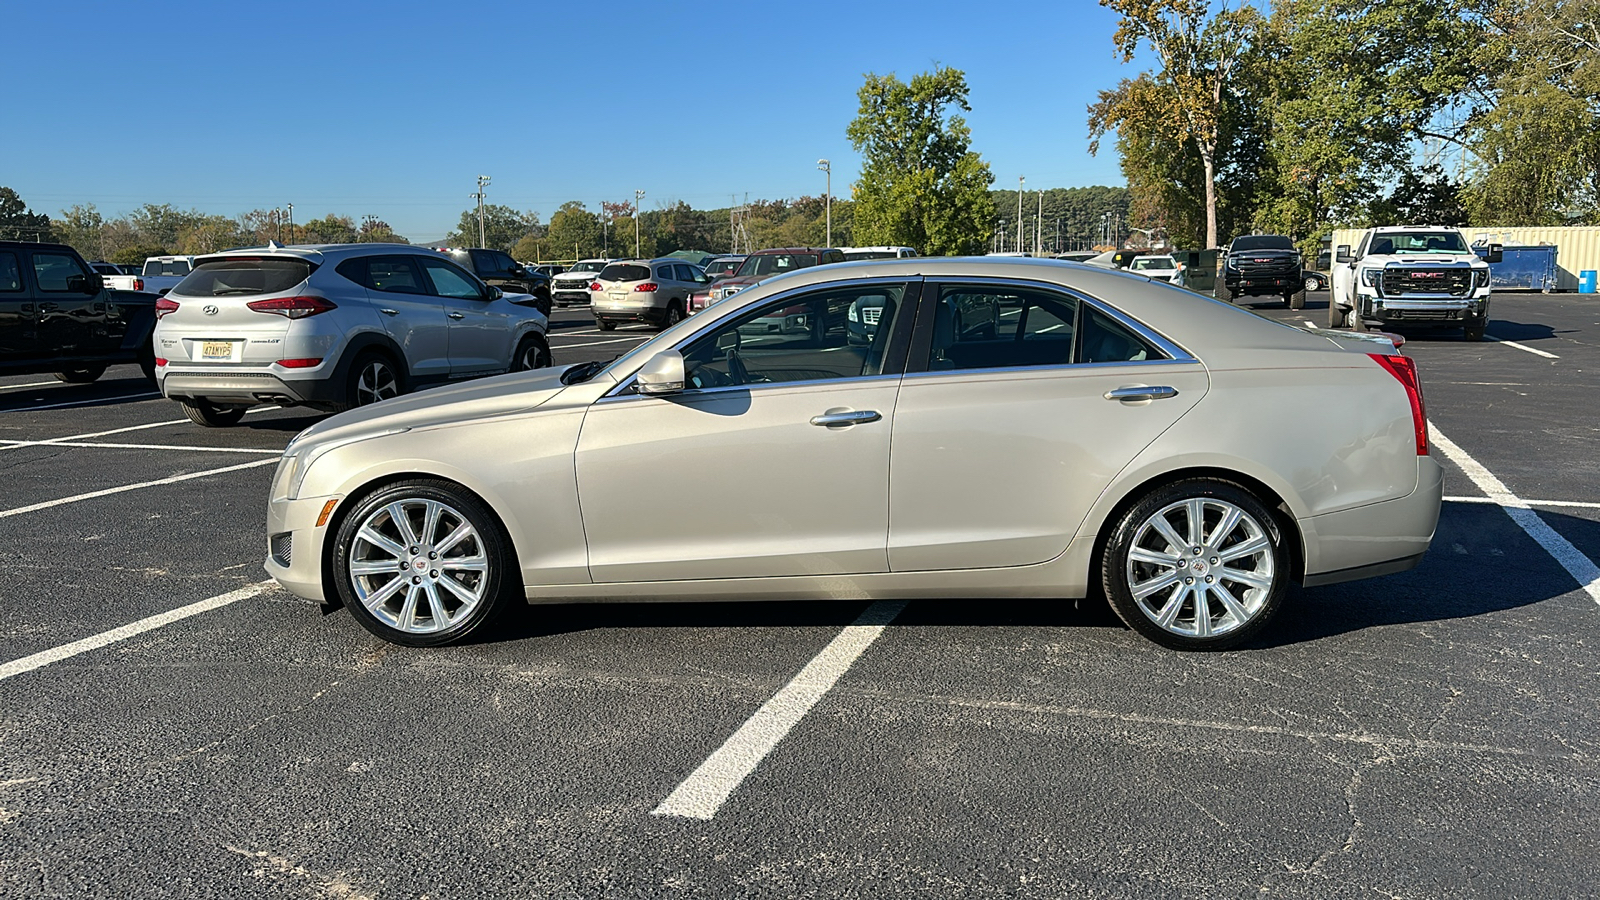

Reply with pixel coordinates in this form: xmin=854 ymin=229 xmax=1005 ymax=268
xmin=329 ymin=331 xmax=409 ymax=392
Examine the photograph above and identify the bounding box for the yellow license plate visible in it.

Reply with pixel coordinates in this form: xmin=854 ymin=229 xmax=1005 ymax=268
xmin=200 ymin=341 xmax=235 ymax=361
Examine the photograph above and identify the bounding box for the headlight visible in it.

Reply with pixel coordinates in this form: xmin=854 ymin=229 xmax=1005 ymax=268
xmin=1475 ymin=268 xmax=1491 ymax=288
xmin=1360 ymin=268 xmax=1383 ymax=287
xmin=848 ymin=304 xmax=859 ymax=322
xmin=270 ymin=453 xmax=301 ymax=502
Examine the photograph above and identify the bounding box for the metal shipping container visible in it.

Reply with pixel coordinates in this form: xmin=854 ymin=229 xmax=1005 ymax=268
xmin=1330 ymin=226 xmax=1600 ymax=292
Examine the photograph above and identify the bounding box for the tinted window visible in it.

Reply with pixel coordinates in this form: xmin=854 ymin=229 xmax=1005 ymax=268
xmin=735 ymin=254 xmax=819 ymax=277
xmin=925 ymin=286 xmax=1077 ymax=371
xmin=599 ymin=264 xmax=651 ymax=282
xmin=470 ymin=249 xmax=500 ymax=274
xmin=569 ymin=260 xmax=606 ymax=274
xmin=1378 ymin=231 xmax=1470 ymax=254
xmin=674 ymin=264 xmax=698 ymax=282
xmin=680 ymin=284 xmax=908 ymax=389
xmin=32 ymin=252 xmax=88 ymax=292
xmin=843 ymin=250 xmax=897 ymax=260
xmin=418 ymin=257 xmax=485 ymax=299
xmin=1079 ymin=307 xmax=1157 ymax=364
xmin=347 ymin=256 xmax=426 ymax=294
xmin=0 ymin=252 xmax=22 ymax=291
xmin=1230 ymin=236 xmax=1296 ymax=252
xmin=655 ymin=266 xmax=675 ymax=282
xmin=143 ymin=259 xmax=192 ymax=276
xmin=705 ymin=259 xmax=741 ymax=278
xmin=175 ymin=258 xmax=315 ymax=296
xmin=1129 ymin=256 xmax=1176 ymax=271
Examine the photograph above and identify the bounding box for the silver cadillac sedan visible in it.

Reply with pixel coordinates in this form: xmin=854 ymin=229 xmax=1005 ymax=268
xmin=265 ymin=258 xmax=1442 ymax=651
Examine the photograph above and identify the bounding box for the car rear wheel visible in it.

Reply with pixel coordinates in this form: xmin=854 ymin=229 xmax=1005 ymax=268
xmin=1287 ymin=286 xmax=1306 ymax=310
xmin=54 ymin=366 xmax=106 ymax=384
xmin=513 ymin=334 xmax=551 ymax=371
xmin=1101 ymin=479 xmax=1288 ymax=651
xmin=348 ymin=352 xmax=402 ymax=409
xmin=597 ymin=319 xmax=617 ymax=332
xmin=661 ymin=303 xmax=683 ymax=330
xmin=1214 ymin=280 xmax=1233 ymax=303
xmin=179 ymin=399 xmax=247 ymax=428
xmin=332 ymin=480 xmax=513 ymax=647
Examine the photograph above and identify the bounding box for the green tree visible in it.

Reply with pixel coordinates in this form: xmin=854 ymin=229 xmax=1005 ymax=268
xmin=128 ymin=203 xmax=205 ymax=249
xmin=357 ymin=216 xmax=407 ymax=244
xmin=111 ymin=244 xmax=169 ymax=266
xmin=544 ymin=201 xmax=603 ymax=260
xmin=53 ymin=204 xmax=107 ymax=258
xmin=0 ymin=187 xmax=53 ymax=241
xmin=450 ymin=204 xmax=538 ymax=252
xmin=847 ymin=67 xmax=995 ymax=255
xmin=1367 ymin=165 xmax=1469 ymax=226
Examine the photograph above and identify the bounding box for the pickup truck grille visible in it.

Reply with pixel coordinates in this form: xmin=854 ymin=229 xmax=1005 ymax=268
xmin=1233 ymin=256 xmax=1298 ymax=275
xmin=1382 ymin=267 xmax=1472 ymax=297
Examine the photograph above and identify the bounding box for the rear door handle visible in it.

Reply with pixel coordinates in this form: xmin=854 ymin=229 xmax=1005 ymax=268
xmin=447 ymin=312 xmax=465 ymax=320
xmin=1105 ymin=385 xmax=1178 ymax=402
xmin=380 ymin=308 xmax=398 ymax=316
xmin=810 ymin=409 xmax=882 ymax=427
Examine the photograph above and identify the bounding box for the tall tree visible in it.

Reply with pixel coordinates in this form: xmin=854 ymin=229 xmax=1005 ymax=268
xmin=0 ymin=187 xmax=53 ymax=241
xmin=449 ymin=204 xmax=539 ymax=252
xmin=1094 ymin=0 xmax=1263 ymax=248
xmin=544 ymin=201 xmax=603 ymax=260
xmin=847 ymin=67 xmax=995 ymax=255
xmin=53 ymin=204 xmax=107 ymax=258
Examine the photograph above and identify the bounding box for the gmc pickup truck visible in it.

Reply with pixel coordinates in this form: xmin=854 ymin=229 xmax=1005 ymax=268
xmin=1330 ymin=226 xmax=1501 ymax=340
xmin=1 ymin=241 xmax=160 ymax=383
xmin=1217 ymin=234 xmax=1306 ymax=309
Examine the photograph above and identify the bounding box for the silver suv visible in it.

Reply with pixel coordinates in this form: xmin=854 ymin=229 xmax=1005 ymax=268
xmin=154 ymin=243 xmax=550 ymax=426
xmin=591 ymin=258 xmax=708 ymax=331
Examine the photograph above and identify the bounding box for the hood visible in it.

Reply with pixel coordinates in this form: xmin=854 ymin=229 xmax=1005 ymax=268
xmin=1368 ymin=254 xmax=1483 ymax=266
xmin=288 ymin=366 xmax=573 ymax=451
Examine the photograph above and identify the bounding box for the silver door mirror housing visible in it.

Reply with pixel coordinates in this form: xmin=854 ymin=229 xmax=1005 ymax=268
xmin=636 ymin=349 xmax=686 ymax=395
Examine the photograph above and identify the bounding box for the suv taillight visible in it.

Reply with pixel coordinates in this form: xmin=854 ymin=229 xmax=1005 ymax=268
xmin=589 ymin=282 xmax=602 ymax=291
xmin=245 ymin=296 xmax=337 ymax=319
xmin=635 ymin=283 xmax=659 ymax=293
xmin=154 ymin=296 xmax=180 ymax=319
xmin=1369 ymin=353 xmax=1427 ymax=455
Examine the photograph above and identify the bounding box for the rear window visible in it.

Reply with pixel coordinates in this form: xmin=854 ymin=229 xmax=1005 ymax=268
xmin=1229 ymin=236 xmax=1296 ymax=252
xmin=736 ymin=254 xmax=819 ymax=277
xmin=143 ymin=259 xmax=193 ymax=276
xmin=599 ymin=264 xmax=650 ymax=282
xmin=843 ymin=250 xmax=898 ymax=261
xmin=172 ymin=258 xmax=315 ymax=296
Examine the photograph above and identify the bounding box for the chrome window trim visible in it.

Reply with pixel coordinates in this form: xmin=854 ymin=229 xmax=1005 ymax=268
xmin=901 ymin=357 xmax=1200 ymax=384
xmin=922 ymin=274 xmax=1196 ymax=364
xmin=601 ymin=275 xmax=919 ymax=400
xmin=596 ymin=372 xmax=903 ymax=405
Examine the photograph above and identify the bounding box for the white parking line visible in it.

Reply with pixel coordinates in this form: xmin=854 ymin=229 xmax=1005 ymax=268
xmin=1445 ymin=495 xmax=1600 ymax=510
xmin=0 ymin=457 xmax=280 ymax=520
xmin=7 ymin=391 xmax=161 ymax=412
xmin=0 ymin=439 xmax=281 ymax=454
xmin=1304 ymin=320 xmax=1318 ymax=329
xmin=0 ymin=380 xmax=61 ymax=393
xmin=1430 ymin=423 xmax=1600 ymax=608
xmin=0 ymin=406 xmax=282 ymax=452
xmin=1487 ymin=336 xmax=1559 ymax=359
xmin=556 ymin=337 xmax=651 ymax=349
xmin=0 ymin=581 xmax=275 ymax=681
xmin=653 ymin=600 xmax=906 ymax=820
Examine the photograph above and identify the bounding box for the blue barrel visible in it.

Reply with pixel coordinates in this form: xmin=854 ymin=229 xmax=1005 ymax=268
xmin=1581 ymin=270 xmax=1598 ymax=294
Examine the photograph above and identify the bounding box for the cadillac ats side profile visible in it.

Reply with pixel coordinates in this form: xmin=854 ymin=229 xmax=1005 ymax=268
xmin=265 ymin=258 xmax=1443 ymax=651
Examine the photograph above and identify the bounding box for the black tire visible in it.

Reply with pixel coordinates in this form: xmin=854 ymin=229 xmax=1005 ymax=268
xmin=1287 ymin=286 xmax=1306 ymax=310
xmin=340 ymin=351 xmax=404 ymax=412
xmin=54 ymin=366 xmax=106 ymax=384
xmin=1463 ymin=322 xmax=1486 ymax=342
xmin=138 ymin=338 xmax=157 ymax=383
xmin=660 ymin=302 xmax=683 ymax=330
xmin=179 ymin=399 xmax=247 ymax=427
xmin=1327 ymin=298 xmax=1346 ymax=329
xmin=512 ymin=333 xmax=552 ymax=371
xmin=1102 ymin=478 xmax=1289 ymax=651
xmin=1214 ymin=280 xmax=1233 ymax=303
xmin=596 ymin=319 xmax=617 ymax=332
xmin=332 ymin=480 xmax=515 ymax=647
xmin=1352 ymin=302 xmax=1369 ymax=332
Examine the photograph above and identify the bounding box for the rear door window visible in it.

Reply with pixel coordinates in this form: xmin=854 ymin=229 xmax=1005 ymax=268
xmin=655 ymin=265 xmax=675 ymax=282
xmin=470 ymin=249 xmax=500 ymax=276
xmin=341 ymin=256 xmax=426 ymax=294
xmin=0 ymin=252 xmax=22 ymax=291
xmin=174 ymin=258 xmax=314 ymax=296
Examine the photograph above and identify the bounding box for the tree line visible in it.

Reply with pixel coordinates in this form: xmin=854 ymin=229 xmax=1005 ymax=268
xmin=1090 ymin=0 xmax=1600 ymax=251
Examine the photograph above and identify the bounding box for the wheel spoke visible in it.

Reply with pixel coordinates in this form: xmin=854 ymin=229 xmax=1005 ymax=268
xmin=1211 ymin=581 xmax=1253 ymax=625
xmin=1154 ymin=584 xmax=1188 ymax=628
xmin=397 ymin=585 xmax=421 ymax=631
xmin=435 ymin=522 xmax=474 ymax=555
xmin=421 ymin=581 xmax=447 ymax=630
xmin=420 ymin=501 xmax=443 ymax=547
xmin=1132 ymin=569 xmax=1182 ymax=601
xmin=1220 ymin=566 xmax=1273 ymax=589
xmin=1186 ymin=499 xmax=1206 ymax=547
xmin=360 ymin=574 xmax=406 ymax=609
xmin=1192 ymin=585 xmax=1212 ymax=637
xmin=440 ymin=554 xmax=487 ymax=573
xmin=387 ymin=502 xmax=420 ymax=546
xmin=1208 ymin=506 xmax=1241 ymax=549
xmin=350 ymin=559 xmax=400 ymax=576
xmin=357 ymin=525 xmax=407 ymax=559
xmin=1220 ymin=535 xmax=1269 ymax=563
xmin=1129 ymin=546 xmax=1180 ymax=567
xmin=1149 ymin=515 xmax=1188 ymax=555
xmin=437 ymin=572 xmax=482 ymax=605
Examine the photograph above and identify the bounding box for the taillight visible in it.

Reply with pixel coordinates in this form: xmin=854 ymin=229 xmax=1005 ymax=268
xmin=245 ymin=296 xmax=337 ymax=318
xmin=133 ymin=278 xmax=145 ymax=291
xmin=635 ymin=283 xmax=659 ymax=292
xmin=154 ymin=358 xmax=167 ymax=367
xmin=589 ymin=282 xmax=602 ymax=291
xmin=1369 ymin=353 xmax=1427 ymax=455
xmin=154 ymin=296 xmax=180 ymax=319
xmin=274 ymin=357 xmax=324 ymax=368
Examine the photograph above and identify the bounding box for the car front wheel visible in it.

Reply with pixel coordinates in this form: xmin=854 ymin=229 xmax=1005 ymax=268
xmin=332 ymin=480 xmax=513 ymax=647
xmin=513 ymin=334 xmax=551 ymax=370
xmin=1102 ymin=479 xmax=1288 ymax=651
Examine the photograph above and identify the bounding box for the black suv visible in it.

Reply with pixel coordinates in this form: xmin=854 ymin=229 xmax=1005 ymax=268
xmin=1 ymin=240 xmax=159 ymax=383
xmin=1218 ymin=235 xmax=1305 ymax=309
xmin=439 ymin=248 xmax=553 ymax=316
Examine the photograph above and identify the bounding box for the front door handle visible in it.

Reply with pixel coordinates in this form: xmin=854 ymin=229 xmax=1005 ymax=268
xmin=1105 ymin=385 xmax=1178 ymax=402
xmin=810 ymin=409 xmax=882 ymax=427
xmin=380 ymin=308 xmax=398 ymax=316
xmin=447 ymin=312 xmax=465 ymax=320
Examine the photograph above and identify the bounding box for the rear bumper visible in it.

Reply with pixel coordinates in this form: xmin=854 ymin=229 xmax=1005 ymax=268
xmin=159 ymin=366 xmax=341 ymax=407
xmin=1299 ymin=454 xmax=1443 ymax=585
xmin=593 ymin=305 xmax=669 ymax=325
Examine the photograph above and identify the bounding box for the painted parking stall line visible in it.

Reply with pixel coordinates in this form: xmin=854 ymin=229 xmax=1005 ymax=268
xmin=0 ymin=581 xmax=276 ymax=681
xmin=1431 ymin=423 xmax=1600 ymax=608
xmin=1445 ymin=496 xmax=1600 ymax=511
xmin=1487 ymin=335 xmax=1559 ymax=359
xmin=0 ymin=439 xmax=282 ymax=454
xmin=0 ymin=457 xmax=280 ymax=520
xmin=7 ymin=391 xmax=161 ymax=412
xmin=653 ymin=600 xmax=906 ymax=821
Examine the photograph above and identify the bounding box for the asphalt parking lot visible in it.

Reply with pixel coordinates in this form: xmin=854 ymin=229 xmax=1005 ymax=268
xmin=2 ymin=294 xmax=1597 ymax=898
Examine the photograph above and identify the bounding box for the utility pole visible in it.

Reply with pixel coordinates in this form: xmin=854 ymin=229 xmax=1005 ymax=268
xmin=634 ymin=189 xmax=645 ymax=257
xmin=817 ymin=159 xmax=832 ymax=247
xmin=473 ymin=175 xmax=491 ymax=248
xmin=1016 ymin=177 xmax=1025 ymax=253
xmin=1035 ymin=190 xmax=1043 ymax=256
xmin=286 ymin=203 xmax=294 ymax=244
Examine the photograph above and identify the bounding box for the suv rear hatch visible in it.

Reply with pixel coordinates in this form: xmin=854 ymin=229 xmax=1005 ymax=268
xmin=161 ymin=257 xmax=320 ymax=364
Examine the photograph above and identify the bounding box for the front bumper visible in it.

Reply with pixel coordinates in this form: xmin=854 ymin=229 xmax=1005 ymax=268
xmin=1357 ymin=292 xmax=1487 ymax=324
xmin=265 ymin=492 xmax=343 ymax=604
xmin=1299 ymin=454 xmax=1443 ymax=586
xmin=552 ymin=288 xmax=592 ymax=306
xmin=1225 ymin=271 xmax=1300 ymax=294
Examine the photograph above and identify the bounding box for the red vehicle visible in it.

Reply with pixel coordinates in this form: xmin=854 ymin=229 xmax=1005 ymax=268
xmin=693 ymin=247 xmax=846 ymax=311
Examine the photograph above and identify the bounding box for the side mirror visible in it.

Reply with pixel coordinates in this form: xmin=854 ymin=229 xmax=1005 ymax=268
xmin=1485 ymin=243 xmax=1503 ymax=264
xmin=486 ymin=285 xmax=503 ymax=300
xmin=1335 ymin=245 xmax=1353 ymax=264
xmin=637 ymin=349 xmax=686 ymax=395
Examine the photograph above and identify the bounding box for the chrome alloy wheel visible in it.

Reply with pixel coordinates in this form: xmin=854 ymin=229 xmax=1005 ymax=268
xmin=346 ymin=499 xmax=489 ymax=634
xmin=1124 ymin=498 xmax=1276 ymax=639
xmin=356 ymin=358 xmax=400 ymax=406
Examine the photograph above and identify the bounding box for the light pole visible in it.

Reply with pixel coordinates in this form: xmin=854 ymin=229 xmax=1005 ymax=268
xmin=474 ymin=175 xmax=491 ymax=248
xmin=1035 ymin=190 xmax=1043 ymax=256
xmin=634 ymin=189 xmax=645 ymax=257
xmin=1016 ymin=177 xmax=1025 ymax=253
xmin=817 ymin=159 xmax=831 ymax=247
xmin=286 ymin=203 xmax=294 ymax=244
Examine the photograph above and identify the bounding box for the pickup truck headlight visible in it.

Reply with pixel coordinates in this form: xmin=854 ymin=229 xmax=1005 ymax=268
xmin=1474 ymin=269 xmax=1491 ymax=288
xmin=1360 ymin=268 xmax=1383 ymax=287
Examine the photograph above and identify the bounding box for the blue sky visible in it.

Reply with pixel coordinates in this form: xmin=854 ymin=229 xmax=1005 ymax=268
xmin=1 ymin=0 xmax=1144 ymax=243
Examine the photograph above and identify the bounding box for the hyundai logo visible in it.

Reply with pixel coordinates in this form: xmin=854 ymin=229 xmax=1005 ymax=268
xmin=202 ymin=304 xmax=220 ymax=315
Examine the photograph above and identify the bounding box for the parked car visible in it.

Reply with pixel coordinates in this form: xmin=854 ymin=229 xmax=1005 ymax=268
xmin=1128 ymin=254 xmax=1182 ymax=283
xmin=841 ymin=246 xmax=919 ymax=260
xmin=551 ymin=259 xmax=610 ymax=307
xmin=154 ymin=244 xmax=551 ymax=427
xmin=701 ymin=247 xmax=847 ymax=306
xmin=436 ymin=248 xmax=552 ymax=316
xmin=104 ymin=255 xmax=197 ymax=295
xmin=689 ymin=255 xmax=748 ymax=312
xmin=1218 ymin=235 xmax=1305 ymax=308
xmin=588 ymin=258 xmax=709 ymax=331
xmin=1329 ymin=226 xmax=1501 ymax=340
xmin=265 ymin=257 xmax=1442 ymax=651
xmin=1 ymin=240 xmax=160 ymax=383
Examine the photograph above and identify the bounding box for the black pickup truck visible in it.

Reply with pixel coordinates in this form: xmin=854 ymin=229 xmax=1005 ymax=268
xmin=1 ymin=240 xmax=160 ymax=383
xmin=1217 ymin=234 xmax=1306 ymax=309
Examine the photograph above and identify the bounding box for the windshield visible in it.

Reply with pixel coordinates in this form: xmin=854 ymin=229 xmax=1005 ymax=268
xmin=735 ymin=253 xmax=819 ymax=277
xmin=172 ymin=258 xmax=315 ymax=296
xmin=705 ymin=259 xmax=741 ymax=278
xmin=843 ymin=250 xmax=898 ymax=260
xmin=1130 ymin=256 xmax=1176 ymax=271
xmin=1371 ymin=232 xmax=1471 ymax=254
xmin=568 ymin=261 xmax=606 ymax=274
xmin=1230 ymin=236 xmax=1296 ymax=252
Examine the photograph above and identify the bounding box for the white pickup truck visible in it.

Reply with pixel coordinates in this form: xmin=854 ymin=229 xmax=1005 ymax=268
xmin=1329 ymin=226 xmax=1501 ymax=341
xmin=104 ymin=255 xmax=197 ymax=296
